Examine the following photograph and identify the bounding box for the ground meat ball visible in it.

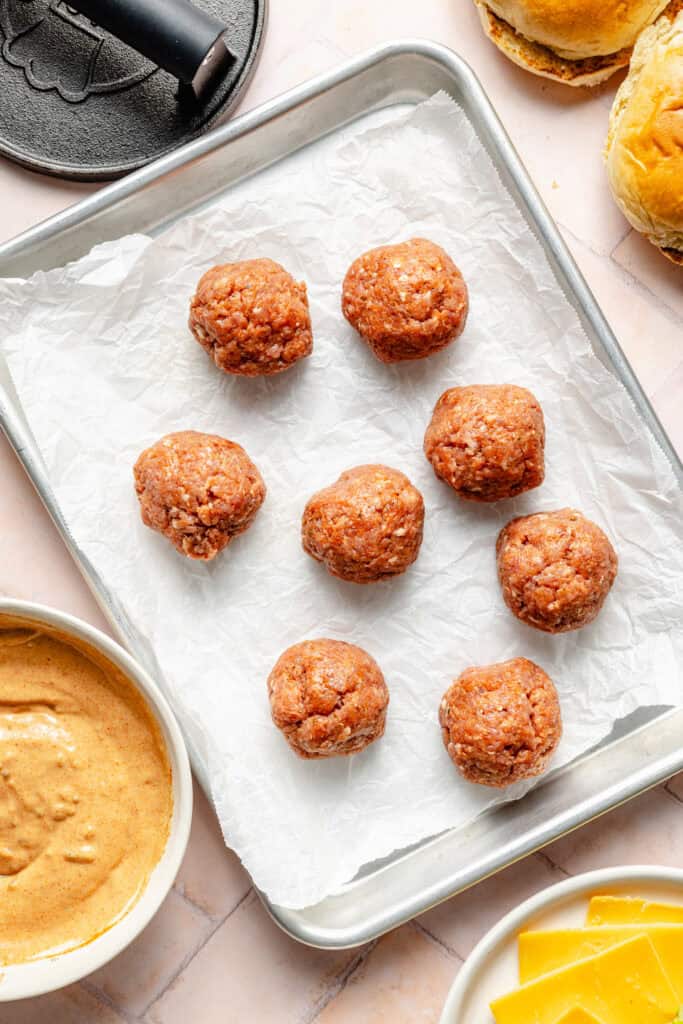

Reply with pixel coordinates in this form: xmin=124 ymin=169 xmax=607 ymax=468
xmin=134 ymin=430 xmax=266 ymax=560
xmin=268 ymin=639 xmax=389 ymax=758
xmin=302 ymin=465 xmax=425 ymax=584
xmin=424 ymin=384 xmax=545 ymax=502
xmin=497 ymin=509 xmax=618 ymax=633
xmin=439 ymin=658 xmax=562 ymax=787
xmin=341 ymin=238 xmax=469 ymax=363
xmin=188 ymin=258 xmax=312 ymax=376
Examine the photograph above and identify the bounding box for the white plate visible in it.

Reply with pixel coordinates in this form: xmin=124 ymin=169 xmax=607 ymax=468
xmin=439 ymin=864 xmax=683 ymax=1024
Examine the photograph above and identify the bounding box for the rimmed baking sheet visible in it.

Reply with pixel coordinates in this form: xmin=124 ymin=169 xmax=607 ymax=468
xmin=0 ymin=41 xmax=681 ymax=948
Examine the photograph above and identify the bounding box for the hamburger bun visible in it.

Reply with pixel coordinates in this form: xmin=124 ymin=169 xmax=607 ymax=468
xmin=474 ymin=0 xmax=674 ymax=86
xmin=606 ymin=3 xmax=683 ymax=264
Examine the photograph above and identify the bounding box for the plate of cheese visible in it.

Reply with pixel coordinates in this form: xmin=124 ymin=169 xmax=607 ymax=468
xmin=440 ymin=866 xmax=683 ymax=1024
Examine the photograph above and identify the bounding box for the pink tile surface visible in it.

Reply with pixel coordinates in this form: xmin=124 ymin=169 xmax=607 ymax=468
xmin=0 ymin=1 xmax=681 ymax=1021
xmin=2 ymin=984 xmax=126 ymax=1023
xmin=88 ymin=890 xmax=212 ymax=1017
xmin=315 ymin=925 xmax=459 ymax=1024
xmin=145 ymin=892 xmax=356 ymax=1024
xmin=544 ymin=786 xmax=683 ymax=874
xmin=418 ymin=853 xmax=565 ymax=959
xmin=667 ymin=775 xmax=683 ymax=803
xmin=173 ymin=780 xmax=251 ymax=920
xmin=562 ymin=232 xmax=683 ymax=398
xmin=612 ymin=230 xmax=683 ymax=321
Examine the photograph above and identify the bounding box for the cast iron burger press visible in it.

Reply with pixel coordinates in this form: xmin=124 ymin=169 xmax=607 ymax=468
xmin=0 ymin=0 xmax=266 ymax=180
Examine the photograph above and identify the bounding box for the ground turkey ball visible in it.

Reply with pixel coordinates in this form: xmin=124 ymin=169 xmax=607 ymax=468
xmin=341 ymin=238 xmax=469 ymax=363
xmin=268 ymin=639 xmax=389 ymax=758
xmin=134 ymin=430 xmax=266 ymax=560
xmin=439 ymin=658 xmax=562 ymax=788
xmin=302 ymin=465 xmax=425 ymax=584
xmin=188 ymin=258 xmax=312 ymax=376
xmin=424 ymin=384 xmax=545 ymax=502
xmin=497 ymin=509 xmax=618 ymax=633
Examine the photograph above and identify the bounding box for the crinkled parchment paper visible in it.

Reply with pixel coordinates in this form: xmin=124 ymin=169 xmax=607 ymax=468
xmin=1 ymin=95 xmax=681 ymax=908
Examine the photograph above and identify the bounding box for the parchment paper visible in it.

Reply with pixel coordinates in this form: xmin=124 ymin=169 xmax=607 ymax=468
xmin=1 ymin=94 xmax=681 ymax=909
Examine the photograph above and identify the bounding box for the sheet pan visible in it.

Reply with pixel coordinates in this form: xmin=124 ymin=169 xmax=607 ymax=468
xmin=0 ymin=41 xmax=681 ymax=948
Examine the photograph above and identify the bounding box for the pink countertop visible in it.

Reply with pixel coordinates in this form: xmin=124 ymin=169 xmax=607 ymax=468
xmin=1 ymin=2 xmax=681 ymax=1021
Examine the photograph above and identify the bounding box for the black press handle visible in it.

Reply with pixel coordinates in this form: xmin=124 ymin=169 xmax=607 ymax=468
xmin=66 ymin=0 xmax=228 ymax=85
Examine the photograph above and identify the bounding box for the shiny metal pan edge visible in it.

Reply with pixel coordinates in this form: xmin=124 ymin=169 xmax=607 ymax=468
xmin=0 ymin=40 xmax=681 ymax=949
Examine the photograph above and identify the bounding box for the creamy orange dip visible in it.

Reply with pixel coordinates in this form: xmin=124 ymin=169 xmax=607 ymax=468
xmin=0 ymin=619 xmax=173 ymax=965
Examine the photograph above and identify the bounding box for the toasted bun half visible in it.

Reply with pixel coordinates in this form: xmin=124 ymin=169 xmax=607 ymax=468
xmin=475 ymin=0 xmax=673 ymax=86
xmin=606 ymin=2 xmax=683 ymax=264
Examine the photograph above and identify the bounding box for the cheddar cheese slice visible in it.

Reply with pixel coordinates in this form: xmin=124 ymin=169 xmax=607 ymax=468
xmin=519 ymin=925 xmax=683 ymax=999
xmin=490 ymin=935 xmax=678 ymax=1024
xmin=556 ymin=1012 xmax=605 ymax=1024
xmin=587 ymin=896 xmax=683 ymax=926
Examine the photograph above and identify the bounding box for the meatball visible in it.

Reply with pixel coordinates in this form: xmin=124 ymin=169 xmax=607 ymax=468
xmin=439 ymin=658 xmax=562 ymax=788
xmin=341 ymin=238 xmax=469 ymax=363
xmin=134 ymin=430 xmax=266 ymax=560
xmin=268 ymin=639 xmax=389 ymax=758
xmin=497 ymin=509 xmax=618 ymax=633
xmin=424 ymin=384 xmax=545 ymax=502
xmin=188 ymin=258 xmax=312 ymax=376
xmin=302 ymin=465 xmax=425 ymax=584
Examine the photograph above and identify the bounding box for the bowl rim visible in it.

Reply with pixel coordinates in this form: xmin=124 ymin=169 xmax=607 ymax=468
xmin=0 ymin=597 xmax=193 ymax=1001
xmin=439 ymin=863 xmax=683 ymax=1023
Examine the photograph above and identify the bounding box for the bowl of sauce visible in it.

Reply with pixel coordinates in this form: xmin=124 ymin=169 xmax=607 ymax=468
xmin=0 ymin=599 xmax=192 ymax=1000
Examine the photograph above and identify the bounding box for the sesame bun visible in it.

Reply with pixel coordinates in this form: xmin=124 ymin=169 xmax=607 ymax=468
xmin=474 ymin=0 xmax=673 ymax=86
xmin=606 ymin=3 xmax=683 ymax=263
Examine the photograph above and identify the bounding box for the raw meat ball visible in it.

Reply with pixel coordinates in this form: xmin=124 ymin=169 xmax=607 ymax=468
xmin=134 ymin=430 xmax=265 ymax=560
xmin=302 ymin=464 xmax=424 ymax=583
xmin=424 ymin=384 xmax=545 ymax=501
xmin=497 ymin=509 xmax=618 ymax=633
xmin=189 ymin=258 xmax=312 ymax=376
xmin=341 ymin=238 xmax=469 ymax=363
xmin=268 ymin=639 xmax=389 ymax=758
xmin=439 ymin=657 xmax=562 ymax=787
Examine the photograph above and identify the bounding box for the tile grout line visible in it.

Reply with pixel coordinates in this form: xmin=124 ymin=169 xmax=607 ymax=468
xmin=611 ymin=221 xmax=634 ymax=253
xmin=80 ymin=977 xmax=140 ymax=1024
xmin=302 ymin=939 xmax=380 ymax=1024
xmin=413 ymin=920 xmax=465 ymax=963
xmin=557 ymin=220 xmax=626 ymax=265
xmin=664 ymin=780 xmax=683 ymax=806
xmin=139 ymin=886 xmax=255 ymax=1021
xmin=608 ymin=230 xmax=683 ymax=325
xmin=606 ymin=261 xmax=683 ymax=328
xmin=171 ymin=878 xmax=249 ymax=923
xmin=535 ymin=849 xmax=573 ymax=878
xmin=560 ymin=221 xmax=683 ymax=330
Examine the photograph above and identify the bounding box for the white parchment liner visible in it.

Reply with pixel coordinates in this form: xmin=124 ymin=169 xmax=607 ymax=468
xmin=1 ymin=95 xmax=681 ymax=908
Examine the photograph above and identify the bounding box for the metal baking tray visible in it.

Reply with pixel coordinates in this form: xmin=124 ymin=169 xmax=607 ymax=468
xmin=1 ymin=40 xmax=682 ymax=950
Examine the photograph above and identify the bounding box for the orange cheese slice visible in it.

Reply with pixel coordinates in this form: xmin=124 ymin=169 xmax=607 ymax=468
xmin=587 ymin=896 xmax=683 ymax=926
xmin=490 ymin=935 xmax=678 ymax=1024
xmin=556 ymin=1011 xmax=605 ymax=1024
xmin=519 ymin=924 xmax=683 ymax=999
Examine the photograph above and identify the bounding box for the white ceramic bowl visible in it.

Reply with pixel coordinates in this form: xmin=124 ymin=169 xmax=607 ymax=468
xmin=440 ymin=864 xmax=683 ymax=1023
xmin=0 ymin=598 xmax=193 ymax=1001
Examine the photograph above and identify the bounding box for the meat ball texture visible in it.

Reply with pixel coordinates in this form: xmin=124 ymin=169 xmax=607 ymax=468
xmin=439 ymin=658 xmax=562 ymax=787
xmin=134 ymin=430 xmax=266 ymax=560
xmin=424 ymin=384 xmax=545 ymax=502
xmin=268 ymin=639 xmax=389 ymax=758
xmin=497 ymin=509 xmax=618 ymax=633
xmin=189 ymin=258 xmax=313 ymax=376
xmin=302 ymin=465 xmax=425 ymax=584
xmin=341 ymin=238 xmax=469 ymax=363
